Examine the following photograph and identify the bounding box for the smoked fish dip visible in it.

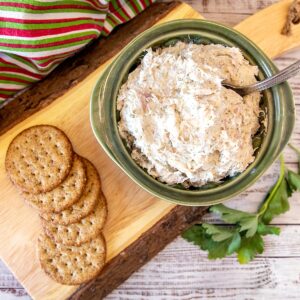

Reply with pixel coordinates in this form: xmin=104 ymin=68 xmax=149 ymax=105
xmin=117 ymin=42 xmax=261 ymax=187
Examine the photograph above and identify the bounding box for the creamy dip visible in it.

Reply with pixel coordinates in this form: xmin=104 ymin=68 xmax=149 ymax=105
xmin=117 ymin=42 xmax=261 ymax=187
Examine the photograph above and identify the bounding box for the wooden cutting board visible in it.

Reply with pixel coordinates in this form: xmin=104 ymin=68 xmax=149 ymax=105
xmin=0 ymin=1 xmax=300 ymax=300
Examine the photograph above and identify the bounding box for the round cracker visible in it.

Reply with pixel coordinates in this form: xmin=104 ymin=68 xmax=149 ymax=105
xmin=40 ymin=158 xmax=100 ymax=224
xmin=5 ymin=125 xmax=73 ymax=194
xmin=37 ymin=233 xmax=106 ymax=285
xmin=23 ymin=155 xmax=86 ymax=213
xmin=42 ymin=194 xmax=107 ymax=246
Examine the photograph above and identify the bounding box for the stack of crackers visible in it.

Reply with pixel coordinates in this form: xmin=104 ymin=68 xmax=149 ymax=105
xmin=5 ymin=125 xmax=107 ymax=285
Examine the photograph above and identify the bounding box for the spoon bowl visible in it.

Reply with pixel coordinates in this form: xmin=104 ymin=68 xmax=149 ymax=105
xmin=222 ymin=60 xmax=300 ymax=96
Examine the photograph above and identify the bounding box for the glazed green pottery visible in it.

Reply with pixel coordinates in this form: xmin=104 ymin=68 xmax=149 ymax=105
xmin=90 ymin=19 xmax=295 ymax=206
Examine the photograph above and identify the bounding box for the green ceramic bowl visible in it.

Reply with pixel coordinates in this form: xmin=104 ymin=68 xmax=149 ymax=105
xmin=90 ymin=19 xmax=295 ymax=206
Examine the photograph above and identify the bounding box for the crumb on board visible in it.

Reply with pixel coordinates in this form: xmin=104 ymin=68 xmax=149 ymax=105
xmin=282 ymin=0 xmax=300 ymax=36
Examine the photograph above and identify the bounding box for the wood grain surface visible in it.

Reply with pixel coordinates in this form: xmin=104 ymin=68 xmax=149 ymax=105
xmin=1 ymin=0 xmax=300 ymax=299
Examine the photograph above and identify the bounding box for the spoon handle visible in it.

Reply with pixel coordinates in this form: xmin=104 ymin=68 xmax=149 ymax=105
xmin=244 ymin=60 xmax=300 ymax=94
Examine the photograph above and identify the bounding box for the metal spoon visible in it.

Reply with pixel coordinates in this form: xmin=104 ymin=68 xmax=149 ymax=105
xmin=222 ymin=60 xmax=300 ymax=96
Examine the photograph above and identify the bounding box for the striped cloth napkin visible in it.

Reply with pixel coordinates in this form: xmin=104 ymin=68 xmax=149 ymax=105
xmin=0 ymin=0 xmax=154 ymax=103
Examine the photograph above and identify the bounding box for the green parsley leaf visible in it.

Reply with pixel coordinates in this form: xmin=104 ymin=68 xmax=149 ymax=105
xmin=287 ymin=170 xmax=300 ymax=192
xmin=183 ymin=146 xmax=300 ymax=264
xmin=260 ymin=177 xmax=290 ymax=224
xmin=227 ymin=232 xmax=242 ymax=255
xmin=257 ymin=222 xmax=280 ymax=236
xmin=210 ymin=204 xmax=255 ymax=223
xmin=202 ymin=223 xmax=235 ymax=242
xmin=182 ymin=224 xmax=241 ymax=259
xmin=259 ymin=156 xmax=290 ymax=224
xmin=239 ymin=216 xmax=258 ymax=238
xmin=210 ymin=204 xmax=258 ymax=238
xmin=237 ymin=233 xmax=264 ymax=264
xmin=182 ymin=225 xmax=227 ymax=259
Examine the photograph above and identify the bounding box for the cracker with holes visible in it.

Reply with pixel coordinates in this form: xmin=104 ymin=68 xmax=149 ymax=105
xmin=40 ymin=158 xmax=100 ymax=224
xmin=5 ymin=125 xmax=73 ymax=194
xmin=42 ymin=194 xmax=107 ymax=246
xmin=22 ymin=155 xmax=87 ymax=213
xmin=37 ymin=233 xmax=106 ymax=285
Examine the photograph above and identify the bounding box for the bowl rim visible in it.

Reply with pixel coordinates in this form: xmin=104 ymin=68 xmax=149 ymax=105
xmin=90 ymin=19 xmax=294 ymax=206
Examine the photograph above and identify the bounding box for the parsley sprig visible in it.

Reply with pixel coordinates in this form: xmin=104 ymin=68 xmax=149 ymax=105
xmin=182 ymin=144 xmax=300 ymax=264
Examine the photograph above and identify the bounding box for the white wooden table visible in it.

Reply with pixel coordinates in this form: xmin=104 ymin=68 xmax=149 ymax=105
xmin=1 ymin=1 xmax=300 ymax=299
